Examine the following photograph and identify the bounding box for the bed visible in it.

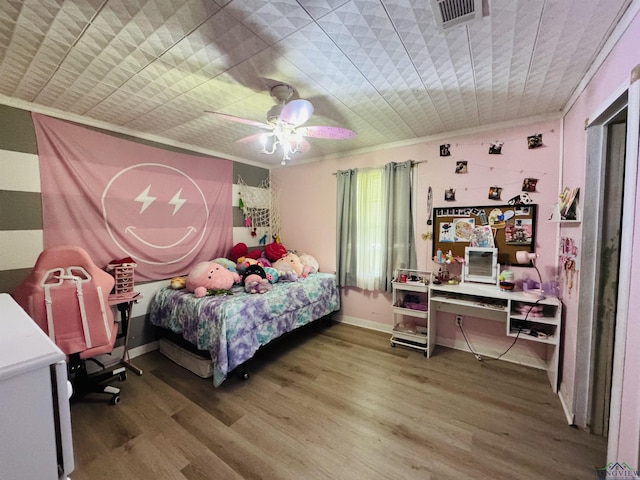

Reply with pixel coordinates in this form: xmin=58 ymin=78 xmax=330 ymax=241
xmin=149 ymin=272 xmax=340 ymax=386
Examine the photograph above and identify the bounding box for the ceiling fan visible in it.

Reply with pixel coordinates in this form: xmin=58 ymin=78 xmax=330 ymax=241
xmin=208 ymin=84 xmax=356 ymax=165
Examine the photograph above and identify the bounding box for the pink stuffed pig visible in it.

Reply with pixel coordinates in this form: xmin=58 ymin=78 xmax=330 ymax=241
xmin=186 ymin=261 xmax=241 ymax=298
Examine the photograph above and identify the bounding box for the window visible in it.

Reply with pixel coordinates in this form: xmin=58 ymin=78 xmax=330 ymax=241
xmin=336 ymin=160 xmax=417 ymax=292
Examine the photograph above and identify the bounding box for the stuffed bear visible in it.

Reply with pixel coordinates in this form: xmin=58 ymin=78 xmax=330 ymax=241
xmin=186 ymin=261 xmax=241 ymax=298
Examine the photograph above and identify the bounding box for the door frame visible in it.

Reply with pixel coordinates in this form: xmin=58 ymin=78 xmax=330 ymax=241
xmin=573 ymin=69 xmax=640 ymax=459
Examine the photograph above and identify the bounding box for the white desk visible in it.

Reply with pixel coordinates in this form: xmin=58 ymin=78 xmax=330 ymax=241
xmin=427 ymin=282 xmax=562 ymax=392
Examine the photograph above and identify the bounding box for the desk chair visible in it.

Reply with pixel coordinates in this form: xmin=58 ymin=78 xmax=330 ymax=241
xmin=13 ymin=246 xmax=125 ymax=405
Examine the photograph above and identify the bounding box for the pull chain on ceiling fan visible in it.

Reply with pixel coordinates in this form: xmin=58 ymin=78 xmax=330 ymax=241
xmin=207 ymin=84 xmax=356 ymax=165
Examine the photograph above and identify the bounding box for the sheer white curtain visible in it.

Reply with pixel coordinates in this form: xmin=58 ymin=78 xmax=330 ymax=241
xmin=336 ymin=160 xmax=417 ymax=292
xmin=355 ymin=168 xmax=385 ymax=290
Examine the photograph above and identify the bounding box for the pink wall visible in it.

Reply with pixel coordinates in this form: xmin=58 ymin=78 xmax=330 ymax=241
xmin=273 ymin=4 xmax=640 ymax=467
xmin=561 ymin=7 xmax=640 ymax=466
xmin=273 ymin=118 xmax=561 ymax=359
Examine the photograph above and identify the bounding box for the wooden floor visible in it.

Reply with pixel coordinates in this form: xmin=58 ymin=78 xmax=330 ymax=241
xmin=70 ymin=322 xmax=606 ymax=480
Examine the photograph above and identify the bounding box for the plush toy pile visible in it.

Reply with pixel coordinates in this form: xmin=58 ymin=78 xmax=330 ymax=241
xmin=178 ymin=240 xmax=320 ymax=296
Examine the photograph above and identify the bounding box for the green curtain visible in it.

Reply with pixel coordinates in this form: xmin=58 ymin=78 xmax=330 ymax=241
xmin=382 ymin=160 xmax=417 ymax=292
xmin=336 ymin=169 xmax=358 ymax=288
xmin=336 ymin=160 xmax=417 ymax=292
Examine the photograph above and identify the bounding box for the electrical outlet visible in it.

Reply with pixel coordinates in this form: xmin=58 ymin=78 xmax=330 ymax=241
xmin=456 ymin=315 xmax=463 ymax=326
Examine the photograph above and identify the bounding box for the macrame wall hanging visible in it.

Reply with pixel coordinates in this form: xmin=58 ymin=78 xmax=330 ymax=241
xmin=237 ymin=176 xmax=280 ymax=244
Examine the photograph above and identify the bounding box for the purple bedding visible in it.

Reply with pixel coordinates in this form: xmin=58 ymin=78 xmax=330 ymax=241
xmin=149 ymin=273 xmax=340 ymax=386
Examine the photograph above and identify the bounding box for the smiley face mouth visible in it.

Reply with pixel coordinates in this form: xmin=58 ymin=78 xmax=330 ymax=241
xmin=124 ymin=226 xmax=196 ymax=248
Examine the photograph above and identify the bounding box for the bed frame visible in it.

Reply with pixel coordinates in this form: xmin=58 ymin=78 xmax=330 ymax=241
xmin=149 ymin=272 xmax=340 ymax=386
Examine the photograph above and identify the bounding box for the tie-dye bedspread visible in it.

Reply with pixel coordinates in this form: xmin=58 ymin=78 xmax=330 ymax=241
xmin=149 ymin=272 xmax=340 ymax=386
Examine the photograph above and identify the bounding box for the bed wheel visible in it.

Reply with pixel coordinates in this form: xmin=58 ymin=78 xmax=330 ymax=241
xmin=390 ymin=342 xmax=395 ymax=347
xmin=110 ymin=394 xmax=121 ymax=406
xmin=241 ymin=372 xmax=250 ymax=380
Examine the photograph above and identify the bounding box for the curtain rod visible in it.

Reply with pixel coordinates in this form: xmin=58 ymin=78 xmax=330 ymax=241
xmin=332 ymin=159 xmax=427 ymax=175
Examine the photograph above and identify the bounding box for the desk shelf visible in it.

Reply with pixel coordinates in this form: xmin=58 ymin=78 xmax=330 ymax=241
xmin=508 ymin=300 xmax=560 ymax=347
xmin=508 ymin=328 xmax=557 ymax=345
xmin=390 ymin=271 xmax=431 ymax=355
xmin=427 ymin=283 xmax=562 ymax=392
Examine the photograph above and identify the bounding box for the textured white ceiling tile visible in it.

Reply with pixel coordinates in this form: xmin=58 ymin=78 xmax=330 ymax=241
xmin=68 ymin=85 xmax=122 ymax=115
xmin=29 ymin=75 xmax=64 ymax=103
xmin=0 ymin=0 xmax=634 ymax=166
xmin=125 ymin=102 xmax=197 ymax=133
xmin=0 ymin=65 xmax=25 ymax=96
xmin=298 ymin=0 xmax=349 ymax=20
xmin=160 ymin=10 xmax=268 ymax=81
xmin=0 ymin=0 xmax=21 ymax=27
xmin=227 ymin=0 xmax=314 ymax=42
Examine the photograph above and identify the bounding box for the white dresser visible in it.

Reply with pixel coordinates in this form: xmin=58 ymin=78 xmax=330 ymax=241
xmin=0 ymin=293 xmax=74 ymax=479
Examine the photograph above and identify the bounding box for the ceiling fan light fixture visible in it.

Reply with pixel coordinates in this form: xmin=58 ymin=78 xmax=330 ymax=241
xmin=209 ymin=83 xmax=356 ymax=166
xmin=266 ymin=104 xmax=284 ymax=124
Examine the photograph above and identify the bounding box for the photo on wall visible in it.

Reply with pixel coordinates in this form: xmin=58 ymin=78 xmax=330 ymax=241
xmin=505 ymin=218 xmax=533 ymax=245
xmin=455 ymin=160 xmax=468 ymax=173
xmin=489 ymin=141 xmax=503 ymax=154
xmin=488 ymin=186 xmax=502 ymax=201
xmin=527 ymin=134 xmax=543 ymax=149
xmin=440 ymin=144 xmax=451 ymax=156
xmin=444 ymin=188 xmax=456 ymax=201
xmin=522 ymin=178 xmax=538 ymax=192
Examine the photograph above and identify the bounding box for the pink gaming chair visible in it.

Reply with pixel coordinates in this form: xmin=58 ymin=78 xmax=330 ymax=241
xmin=13 ymin=246 xmax=125 ymax=405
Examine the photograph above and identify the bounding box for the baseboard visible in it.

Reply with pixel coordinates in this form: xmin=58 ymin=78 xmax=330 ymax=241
xmin=86 ymin=342 xmax=159 ymax=373
xmin=435 ymin=336 xmax=547 ymax=370
xmin=127 ymin=340 xmax=159 ymax=359
xmin=558 ymin=389 xmax=575 ymax=425
xmin=335 ymin=316 xmax=546 ymax=371
xmin=334 ymin=314 xmax=392 ymax=334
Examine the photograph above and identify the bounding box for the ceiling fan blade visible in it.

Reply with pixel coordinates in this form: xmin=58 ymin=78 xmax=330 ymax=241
xmin=298 ymin=125 xmax=356 ymax=139
xmin=235 ymin=133 xmax=266 ymax=144
xmin=298 ymin=138 xmax=311 ymax=153
xmin=206 ymin=111 xmax=270 ymax=129
xmin=280 ymin=99 xmax=314 ymax=126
